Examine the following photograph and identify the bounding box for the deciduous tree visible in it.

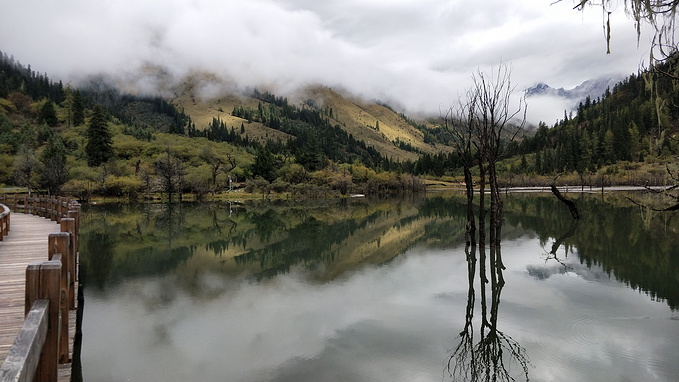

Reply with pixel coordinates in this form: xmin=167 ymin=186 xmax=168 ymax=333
xmin=40 ymin=135 xmax=68 ymax=195
xmin=14 ymin=144 xmax=39 ymax=196
xmin=154 ymin=147 xmax=186 ymax=202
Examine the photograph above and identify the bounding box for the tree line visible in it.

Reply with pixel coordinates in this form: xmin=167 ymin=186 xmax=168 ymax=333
xmin=518 ymin=55 xmax=679 ymax=178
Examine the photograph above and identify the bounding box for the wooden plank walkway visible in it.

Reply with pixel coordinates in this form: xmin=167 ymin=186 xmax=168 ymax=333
xmin=0 ymin=213 xmax=75 ymax=382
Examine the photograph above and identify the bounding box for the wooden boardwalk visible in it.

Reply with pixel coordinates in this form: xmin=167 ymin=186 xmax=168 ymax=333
xmin=0 ymin=213 xmax=75 ymax=382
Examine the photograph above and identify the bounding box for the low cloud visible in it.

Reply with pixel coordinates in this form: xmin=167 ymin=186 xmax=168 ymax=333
xmin=0 ymin=0 xmax=649 ymax=122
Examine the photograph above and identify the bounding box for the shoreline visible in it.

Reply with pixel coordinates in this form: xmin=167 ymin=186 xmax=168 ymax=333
xmin=426 ymin=185 xmax=669 ymax=194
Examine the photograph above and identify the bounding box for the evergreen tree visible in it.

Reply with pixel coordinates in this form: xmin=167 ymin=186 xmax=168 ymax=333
xmin=85 ymin=104 xmax=113 ymax=167
xmin=72 ymin=90 xmax=85 ymax=126
xmin=36 ymin=123 xmax=52 ymax=145
xmin=296 ymin=134 xmax=325 ymax=171
xmin=63 ymin=85 xmax=73 ymax=127
xmin=578 ymin=130 xmax=593 ymax=174
xmin=39 ymin=101 xmax=58 ymax=127
xmin=603 ymin=129 xmax=616 ymax=164
xmin=628 ymin=121 xmax=641 ymax=161
xmin=251 ymin=147 xmax=277 ymax=182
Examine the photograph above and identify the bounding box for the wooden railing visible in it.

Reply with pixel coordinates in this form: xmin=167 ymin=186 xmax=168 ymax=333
xmin=0 ymin=203 xmax=8 ymax=240
xmin=0 ymin=194 xmax=81 ymax=382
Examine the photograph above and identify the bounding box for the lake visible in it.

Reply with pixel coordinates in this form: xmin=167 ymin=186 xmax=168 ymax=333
xmin=76 ymin=192 xmax=679 ymax=382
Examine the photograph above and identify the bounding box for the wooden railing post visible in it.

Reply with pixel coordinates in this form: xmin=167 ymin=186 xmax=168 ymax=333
xmin=55 ymin=197 xmax=62 ymax=222
xmin=48 ymin=197 xmax=54 ymax=222
xmin=48 ymin=233 xmax=70 ymax=364
xmin=69 ymin=205 xmax=81 ymax=254
xmin=60 ymin=217 xmax=77 ymax=310
xmin=25 ymin=260 xmax=61 ymax=382
xmin=0 ymin=204 xmax=9 ymax=241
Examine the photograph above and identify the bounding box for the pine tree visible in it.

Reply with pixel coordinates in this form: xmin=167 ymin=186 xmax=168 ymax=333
xmin=578 ymin=130 xmax=592 ymax=174
xmin=296 ymin=134 xmax=324 ymax=171
xmin=85 ymin=104 xmax=113 ymax=167
xmin=72 ymin=90 xmax=85 ymax=126
xmin=251 ymin=147 xmax=277 ymax=182
xmin=39 ymin=101 xmax=58 ymax=127
xmin=603 ymin=129 xmax=616 ymax=164
xmin=63 ymin=85 xmax=73 ymax=127
xmin=628 ymin=121 xmax=641 ymax=161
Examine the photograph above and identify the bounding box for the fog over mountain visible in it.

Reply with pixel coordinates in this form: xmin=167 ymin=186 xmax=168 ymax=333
xmin=0 ymin=1 xmax=652 ymax=125
xmin=524 ymin=76 xmax=626 ymax=125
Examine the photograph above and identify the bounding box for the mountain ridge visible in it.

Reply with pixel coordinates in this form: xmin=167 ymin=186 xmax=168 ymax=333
xmin=525 ymin=76 xmax=625 ymax=102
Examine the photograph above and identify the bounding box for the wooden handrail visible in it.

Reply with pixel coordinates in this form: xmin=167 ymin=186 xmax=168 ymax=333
xmin=0 ymin=299 xmax=49 ymax=382
xmin=0 ymin=194 xmax=81 ymax=382
xmin=0 ymin=194 xmax=78 ymax=222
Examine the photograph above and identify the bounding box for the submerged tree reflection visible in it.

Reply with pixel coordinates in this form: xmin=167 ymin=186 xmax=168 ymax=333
xmin=541 ymin=218 xmax=580 ymax=270
xmin=447 ymin=239 xmax=530 ymax=382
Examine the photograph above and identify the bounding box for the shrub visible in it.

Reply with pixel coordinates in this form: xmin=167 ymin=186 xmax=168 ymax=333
xmin=103 ymin=175 xmax=142 ymax=198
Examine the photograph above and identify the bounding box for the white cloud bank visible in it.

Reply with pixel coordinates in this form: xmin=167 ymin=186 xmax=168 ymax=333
xmin=0 ymin=0 xmax=651 ymax=123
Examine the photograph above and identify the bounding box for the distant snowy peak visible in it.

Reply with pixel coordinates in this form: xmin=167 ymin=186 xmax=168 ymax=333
xmin=525 ymin=76 xmax=624 ymax=102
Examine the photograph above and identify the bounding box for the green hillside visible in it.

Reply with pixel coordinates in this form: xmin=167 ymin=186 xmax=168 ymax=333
xmin=2 ymin=48 xmax=678 ymax=200
xmin=510 ymin=56 xmax=679 ymax=185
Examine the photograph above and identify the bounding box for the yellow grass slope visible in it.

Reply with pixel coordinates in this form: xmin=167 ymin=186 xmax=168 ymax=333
xmin=301 ymin=86 xmax=441 ymax=161
xmin=170 ymin=74 xmax=292 ymax=144
xmin=168 ymin=75 xmax=447 ymax=162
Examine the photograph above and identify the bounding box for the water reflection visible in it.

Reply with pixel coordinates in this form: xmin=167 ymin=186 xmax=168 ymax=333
xmin=80 ymin=196 xmax=471 ymax=290
xmin=80 ymin=194 xmax=679 ymax=309
xmin=447 ymin=232 xmax=530 ymax=381
xmin=77 ymin=193 xmax=679 ymax=382
xmin=504 ymin=194 xmax=679 ymax=309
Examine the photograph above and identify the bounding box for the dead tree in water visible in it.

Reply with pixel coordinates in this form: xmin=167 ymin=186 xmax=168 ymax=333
xmin=447 ymin=63 xmax=530 ymax=382
xmin=473 ymin=63 xmax=526 ymax=248
xmin=446 ymin=87 xmax=478 ymax=247
xmin=626 ymin=165 xmax=679 ymax=212
xmin=550 ymin=185 xmax=580 ymax=219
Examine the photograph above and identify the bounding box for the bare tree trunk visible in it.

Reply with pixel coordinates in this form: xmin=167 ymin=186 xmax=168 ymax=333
xmin=464 ymin=166 xmax=476 ymax=246
xmin=550 ymin=185 xmax=580 ymax=219
xmin=478 ymin=159 xmax=487 ymax=236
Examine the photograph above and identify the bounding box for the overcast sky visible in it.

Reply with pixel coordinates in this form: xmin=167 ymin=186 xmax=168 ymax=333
xmin=0 ymin=0 xmax=652 ymax=124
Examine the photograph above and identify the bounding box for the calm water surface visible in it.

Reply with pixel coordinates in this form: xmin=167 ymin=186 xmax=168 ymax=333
xmin=77 ymin=193 xmax=679 ymax=382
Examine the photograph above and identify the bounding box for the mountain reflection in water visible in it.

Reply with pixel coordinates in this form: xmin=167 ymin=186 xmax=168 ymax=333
xmin=77 ymin=193 xmax=679 ymax=382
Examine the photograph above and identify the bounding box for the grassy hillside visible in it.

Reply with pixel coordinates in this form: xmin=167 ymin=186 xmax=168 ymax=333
xmin=169 ymin=80 xmax=447 ymax=163
xmin=170 ymin=76 xmax=292 ymax=144
xmin=300 ymin=86 xmax=426 ymax=161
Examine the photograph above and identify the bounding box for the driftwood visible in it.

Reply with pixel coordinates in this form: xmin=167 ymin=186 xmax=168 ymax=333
xmin=550 ymin=185 xmax=580 ymax=219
